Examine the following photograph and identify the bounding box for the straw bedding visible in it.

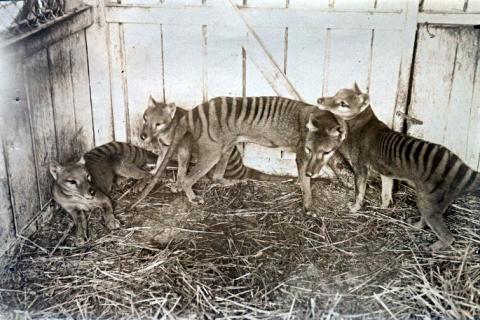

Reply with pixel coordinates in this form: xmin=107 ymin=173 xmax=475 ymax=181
xmin=0 ymin=175 xmax=479 ymax=319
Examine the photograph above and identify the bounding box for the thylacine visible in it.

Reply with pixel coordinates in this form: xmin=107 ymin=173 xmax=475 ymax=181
xmin=50 ymin=142 xmax=157 ymax=244
xmin=132 ymin=96 xmax=347 ymax=216
xmin=317 ymin=83 xmax=480 ymax=250
xmin=140 ymin=95 xmax=296 ymax=186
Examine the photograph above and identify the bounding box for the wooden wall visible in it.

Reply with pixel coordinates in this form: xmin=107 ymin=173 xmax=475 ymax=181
xmin=1 ymin=0 xmax=479 ymax=255
xmin=0 ymin=8 xmax=94 ymax=255
xmin=105 ymin=0 xmax=413 ymax=175
xmin=408 ymin=25 xmax=480 ymax=170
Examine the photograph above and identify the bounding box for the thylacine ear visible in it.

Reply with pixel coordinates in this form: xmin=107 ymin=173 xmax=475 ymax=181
xmin=164 ymin=102 xmax=177 ymax=119
xmin=359 ymin=92 xmax=370 ymax=113
xmin=147 ymin=94 xmax=157 ymax=109
xmin=353 ymin=82 xmax=362 ymax=94
xmin=77 ymin=156 xmax=86 ymax=165
xmin=49 ymin=161 xmax=64 ymax=180
xmin=306 ymin=114 xmax=318 ymax=132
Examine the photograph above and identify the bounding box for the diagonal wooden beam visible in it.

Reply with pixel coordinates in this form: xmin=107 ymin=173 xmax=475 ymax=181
xmin=220 ymin=0 xmax=304 ymax=101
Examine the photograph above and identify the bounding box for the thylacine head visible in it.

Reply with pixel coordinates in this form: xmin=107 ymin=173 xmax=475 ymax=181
xmin=49 ymin=157 xmax=96 ymax=203
xmin=140 ymin=95 xmax=177 ymax=146
xmin=316 ymin=82 xmax=370 ymax=120
xmin=303 ymin=110 xmax=347 ymax=177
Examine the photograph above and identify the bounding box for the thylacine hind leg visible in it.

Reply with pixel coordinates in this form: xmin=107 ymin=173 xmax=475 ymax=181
xmin=211 ymin=144 xmax=239 ymax=186
xmin=172 ymin=138 xmax=192 ymax=193
xmin=114 ymin=160 xmax=151 ymax=180
xmin=181 ymin=149 xmax=222 ymax=204
xmin=416 ymin=193 xmax=454 ymax=250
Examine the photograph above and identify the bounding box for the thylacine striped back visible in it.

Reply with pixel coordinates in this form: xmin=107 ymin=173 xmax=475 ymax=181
xmin=140 ymin=96 xmax=295 ymax=182
xmin=317 ymin=83 xmax=479 ymax=250
xmin=185 ymin=96 xmax=303 ymax=142
xmin=84 ymin=142 xmax=157 ymax=168
xmin=49 ymin=141 xmax=156 ymax=244
xmin=133 ymin=95 xmax=346 ymax=216
xmin=378 ymin=132 xmax=479 ymax=196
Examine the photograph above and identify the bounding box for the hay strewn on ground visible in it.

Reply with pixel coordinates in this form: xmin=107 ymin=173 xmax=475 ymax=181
xmin=0 ymin=176 xmax=479 ymax=319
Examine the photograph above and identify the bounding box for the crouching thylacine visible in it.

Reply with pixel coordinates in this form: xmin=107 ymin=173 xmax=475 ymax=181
xmin=50 ymin=142 xmax=157 ymax=244
xmin=317 ymin=83 xmax=480 ymax=250
xmin=132 ymin=96 xmax=347 ymax=216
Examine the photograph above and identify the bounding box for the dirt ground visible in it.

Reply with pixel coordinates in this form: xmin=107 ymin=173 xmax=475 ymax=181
xmin=0 ymin=175 xmax=479 ymax=319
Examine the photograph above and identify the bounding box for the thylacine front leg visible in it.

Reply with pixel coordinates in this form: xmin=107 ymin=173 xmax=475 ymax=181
xmin=380 ymin=175 xmax=394 ymax=209
xmin=296 ymin=151 xmax=314 ymax=217
xmin=349 ymin=165 xmax=368 ymax=213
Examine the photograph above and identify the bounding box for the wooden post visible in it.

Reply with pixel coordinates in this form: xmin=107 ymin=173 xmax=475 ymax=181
xmin=83 ymin=0 xmax=114 ymax=145
xmin=393 ymin=0 xmax=420 ymax=132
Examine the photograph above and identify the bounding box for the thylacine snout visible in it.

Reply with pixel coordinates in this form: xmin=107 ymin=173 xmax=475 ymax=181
xmin=49 ymin=160 xmax=96 ymax=201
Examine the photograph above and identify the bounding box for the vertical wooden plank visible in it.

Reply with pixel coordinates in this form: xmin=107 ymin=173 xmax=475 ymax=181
xmin=246 ymin=27 xmax=285 ymax=96
xmin=2 ymin=61 xmax=41 ymax=232
xmin=323 ymin=29 xmax=371 ymax=96
xmin=422 ymin=0 xmax=465 ymax=12
xmin=443 ymin=28 xmax=477 ymax=161
xmin=392 ymin=0 xmax=419 ymax=131
xmin=245 ymin=0 xmax=287 ymax=7
xmin=70 ymin=31 xmax=95 ymax=152
xmin=48 ymin=37 xmax=79 ymax=163
xmin=123 ymin=23 xmax=164 ymax=144
xmin=23 ymin=49 xmax=58 ymax=206
xmin=334 ymin=0 xmax=374 ymax=10
xmin=287 ymin=28 xmax=327 ymax=103
xmin=207 ymin=26 xmax=243 ymax=97
xmin=244 ymin=27 xmax=285 ymax=169
xmin=467 ymin=43 xmax=480 ymax=170
xmin=84 ymin=0 xmax=114 ymax=145
xmin=0 ymin=140 xmax=15 ymax=254
xmin=108 ymin=23 xmax=128 ymax=142
xmin=368 ymin=30 xmax=403 ymax=127
xmin=467 ymin=0 xmax=480 ymax=12
xmin=163 ymin=24 xmax=204 ymax=109
xmin=408 ymin=27 xmax=457 ymax=144
xmin=288 ymin=0 xmax=329 ymax=9
xmin=375 ymin=0 xmax=405 ymax=10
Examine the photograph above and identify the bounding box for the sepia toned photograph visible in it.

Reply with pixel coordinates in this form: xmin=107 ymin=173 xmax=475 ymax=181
xmin=0 ymin=0 xmax=479 ymax=318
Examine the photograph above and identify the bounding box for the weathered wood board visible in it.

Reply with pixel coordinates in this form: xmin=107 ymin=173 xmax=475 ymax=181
xmin=123 ymin=23 xmax=164 ymax=144
xmin=48 ymin=36 xmax=79 ymax=163
xmin=0 ymin=140 xmax=15 ymax=255
xmin=69 ymin=31 xmax=95 ymax=152
xmin=2 ymin=62 xmax=41 ymax=233
xmin=408 ymin=26 xmax=480 ymax=169
xmin=23 ymin=49 xmax=58 ymax=206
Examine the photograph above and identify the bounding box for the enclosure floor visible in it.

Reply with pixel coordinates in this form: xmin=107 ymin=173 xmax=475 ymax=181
xmin=1 ymin=177 xmax=479 ymax=319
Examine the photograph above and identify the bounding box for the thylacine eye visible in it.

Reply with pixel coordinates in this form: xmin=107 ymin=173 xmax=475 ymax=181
xmin=305 ymin=147 xmax=312 ymax=155
xmin=340 ymin=101 xmax=349 ymax=108
xmin=67 ymin=180 xmax=77 ymax=185
xmin=87 ymin=175 xmax=92 ymax=182
xmin=155 ymin=123 xmax=162 ymax=127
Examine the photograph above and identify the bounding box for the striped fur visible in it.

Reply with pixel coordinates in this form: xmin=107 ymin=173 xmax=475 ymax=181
xmin=317 ymin=83 xmax=480 ymax=250
xmin=140 ymin=96 xmax=287 ymax=183
xmin=133 ymin=96 xmax=347 ymax=216
xmin=50 ymin=142 xmax=157 ymax=244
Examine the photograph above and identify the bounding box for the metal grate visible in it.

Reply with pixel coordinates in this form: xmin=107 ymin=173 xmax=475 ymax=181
xmin=0 ymin=0 xmax=65 ymax=39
